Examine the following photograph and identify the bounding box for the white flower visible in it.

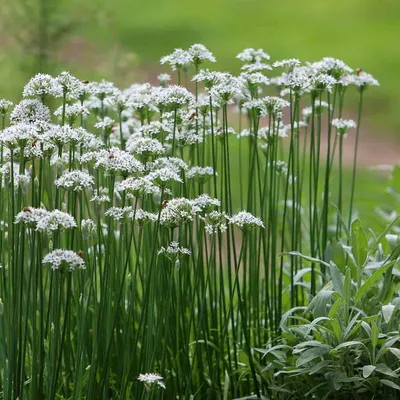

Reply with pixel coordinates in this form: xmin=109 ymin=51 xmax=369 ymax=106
xmin=273 ymin=59 xmax=301 ymax=70
xmin=92 ymin=148 xmax=144 ymax=175
xmin=55 ymin=170 xmax=94 ymax=191
xmin=240 ymin=72 xmax=270 ymax=86
xmin=56 ymin=71 xmax=86 ymax=99
xmin=157 ymin=73 xmax=171 ymax=85
xmin=229 ymin=211 xmax=264 ymax=230
xmin=302 ymin=101 xmax=332 ymax=119
xmin=192 ymin=70 xmax=231 ymax=89
xmin=15 ymin=208 xmax=77 ymax=232
xmin=0 ymin=99 xmax=13 ymax=116
xmin=241 ymin=62 xmax=272 ymax=73
xmin=105 ymin=206 xmax=132 ymax=220
xmin=191 ymin=194 xmax=220 ymax=213
xmin=23 ymin=73 xmax=62 ymax=98
xmin=0 ymin=123 xmax=38 ymax=149
xmin=201 ymin=210 xmax=228 ymax=235
xmin=331 ymin=118 xmax=356 ymax=136
xmin=94 ymin=117 xmax=116 ymax=132
xmin=158 ymin=85 xmax=194 ymax=110
xmin=160 ymin=197 xmax=199 ymax=228
xmin=138 ymin=121 xmax=173 ymax=138
xmin=308 ymin=57 xmax=353 ymax=78
xmin=188 ymin=43 xmax=216 ymax=65
xmin=36 ymin=210 xmax=77 ymax=232
xmin=147 ymin=168 xmax=183 ymax=187
xmin=10 ymin=99 xmax=51 ymax=126
xmin=209 ymin=75 xmax=242 ymax=105
xmin=54 ymin=103 xmax=90 ymax=123
xmin=237 ymin=48 xmax=270 ymax=63
xmin=354 ymin=71 xmax=379 ymax=88
xmin=118 ymin=177 xmax=161 ymax=197
xmin=126 ymin=137 xmax=165 ymax=159
xmin=149 ymin=157 xmax=188 ymax=173
xmin=187 ymin=166 xmax=215 ymax=183
xmin=90 ymin=187 xmax=111 ymax=204
xmin=137 ymin=373 xmax=166 ymax=390
xmin=160 ymin=48 xmax=192 ymax=70
xmin=43 ymin=249 xmax=85 ymax=271
xmin=87 ymin=80 xmax=119 ymax=100
xmin=44 ymin=125 xmax=84 ymax=147
xmin=158 ymin=241 xmax=191 ymax=257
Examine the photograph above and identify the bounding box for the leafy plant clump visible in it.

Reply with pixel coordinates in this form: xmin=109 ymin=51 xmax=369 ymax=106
xmin=0 ymin=44 xmax=389 ymax=399
xmin=259 ymin=219 xmax=400 ymax=399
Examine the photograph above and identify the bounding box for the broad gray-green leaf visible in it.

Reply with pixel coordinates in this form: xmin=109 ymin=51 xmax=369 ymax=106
xmin=279 ymin=306 xmax=307 ymax=329
xmin=329 ymin=263 xmax=344 ymax=296
xmin=309 ymin=360 xmax=332 ymax=375
xmin=362 ymin=365 xmax=376 ymax=378
xmin=389 ymin=347 xmax=400 ymax=360
xmin=283 ymin=251 xmax=330 ymax=269
xmin=307 ymin=290 xmax=336 ymax=318
xmin=382 ymin=304 xmax=396 ymax=323
xmin=329 ymin=297 xmax=343 ymax=319
xmin=330 ymin=341 xmax=364 ymax=355
xmin=381 ymin=379 xmax=400 ymax=391
xmin=376 ymin=364 xmax=398 ymax=378
xmin=294 ymin=267 xmax=312 ymax=284
xmin=355 ymin=262 xmax=394 ymax=303
xmin=296 ymin=347 xmax=327 ymax=367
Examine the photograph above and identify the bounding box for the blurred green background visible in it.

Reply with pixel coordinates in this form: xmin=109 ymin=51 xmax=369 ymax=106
xmin=1 ymin=0 xmax=399 ymax=133
xmin=0 ymin=0 xmax=399 ymax=226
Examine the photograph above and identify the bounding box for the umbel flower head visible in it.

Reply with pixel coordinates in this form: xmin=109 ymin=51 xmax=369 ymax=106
xmin=55 ymin=170 xmax=95 ymax=191
xmin=158 ymin=241 xmax=191 ymax=259
xmin=160 ymin=48 xmax=192 ymax=71
xmin=15 ymin=207 xmax=77 ymax=233
xmin=229 ymin=211 xmax=265 ymax=231
xmin=0 ymin=99 xmax=14 ymax=117
xmin=23 ymin=73 xmax=62 ymax=99
xmin=137 ymin=373 xmax=166 ymax=390
xmin=332 ymin=118 xmax=357 ymax=136
xmin=42 ymin=249 xmax=85 ymax=271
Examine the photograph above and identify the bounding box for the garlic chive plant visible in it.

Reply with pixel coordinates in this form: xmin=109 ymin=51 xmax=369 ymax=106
xmin=0 ymin=44 xmax=381 ymax=399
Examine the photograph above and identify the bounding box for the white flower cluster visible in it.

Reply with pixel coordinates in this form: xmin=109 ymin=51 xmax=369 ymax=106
xmin=137 ymin=373 xmax=166 ymax=390
xmin=161 ymin=44 xmax=215 ymax=70
xmin=15 ymin=207 xmax=77 ymax=233
xmin=187 ymin=166 xmax=215 ymax=182
xmin=42 ymin=249 xmax=85 ymax=271
xmin=55 ymin=170 xmax=95 ymax=191
xmin=331 ymin=118 xmax=357 ymax=136
xmin=229 ymin=211 xmax=264 ymax=231
xmin=158 ymin=241 xmax=191 ymax=257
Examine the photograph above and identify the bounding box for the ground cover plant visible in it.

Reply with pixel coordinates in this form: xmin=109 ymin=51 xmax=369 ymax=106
xmin=0 ymin=44 xmax=399 ymax=399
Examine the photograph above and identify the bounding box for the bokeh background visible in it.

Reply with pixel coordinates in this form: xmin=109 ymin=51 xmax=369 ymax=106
xmin=0 ymin=0 xmax=399 ymax=134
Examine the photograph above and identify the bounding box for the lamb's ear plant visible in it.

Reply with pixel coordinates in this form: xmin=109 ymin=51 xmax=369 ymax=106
xmin=258 ymin=218 xmax=400 ymax=399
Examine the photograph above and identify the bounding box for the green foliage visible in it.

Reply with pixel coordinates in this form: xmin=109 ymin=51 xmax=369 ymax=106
xmin=259 ymin=220 xmax=400 ymax=399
